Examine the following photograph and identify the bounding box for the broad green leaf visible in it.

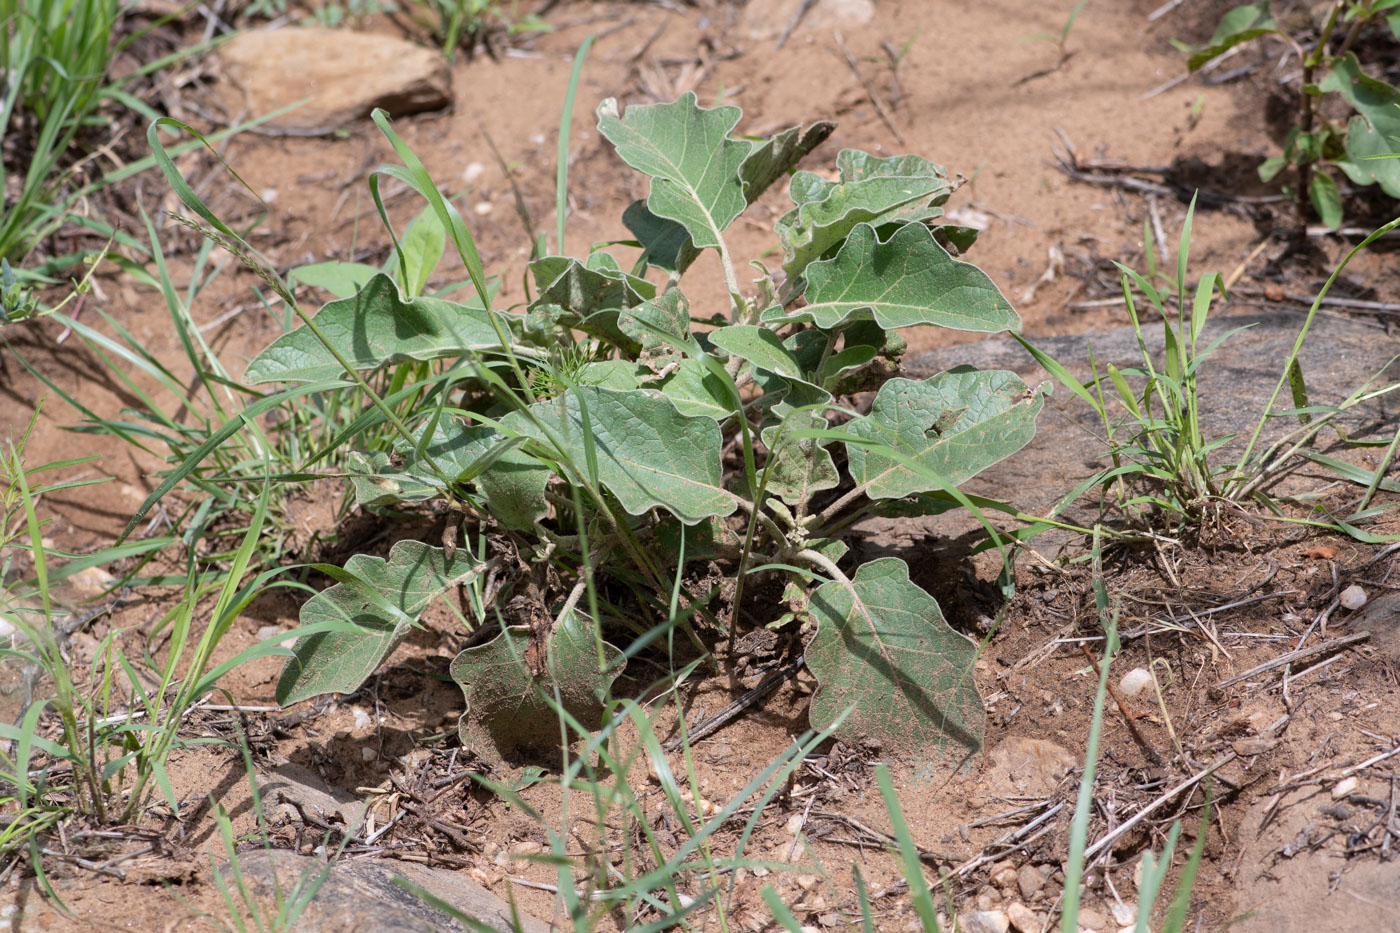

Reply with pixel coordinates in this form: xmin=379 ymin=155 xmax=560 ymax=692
xmin=289 ymin=261 xmax=385 ymax=299
xmin=246 ymin=273 xmax=507 ymax=384
xmin=597 ymin=92 xmax=749 ymax=249
xmin=622 ymin=200 xmax=701 ymax=275
xmin=346 ymin=449 xmax=440 ymax=508
xmin=776 ymin=150 xmax=953 ymax=284
xmin=819 ymin=344 xmax=878 ymax=389
xmin=277 ymin=540 xmax=486 ymax=704
xmin=619 ymin=287 xmax=693 ymax=370
xmin=401 ymin=204 xmax=447 ymax=297
xmin=806 ymin=557 xmax=983 ymax=761
xmin=763 ymin=408 xmax=839 ymax=506
xmin=526 ymin=255 xmax=655 ymax=348
xmin=1320 ymin=54 xmax=1400 ymax=198
xmin=505 ymin=385 xmax=739 ymax=523
xmin=575 ymin=360 xmax=643 ymax=390
xmin=1188 ymin=3 xmax=1276 ymax=71
xmin=620 ymin=120 xmax=834 ymax=274
xmin=452 ymin=612 xmax=623 ymax=765
xmin=739 ymin=120 xmax=837 ymax=203
xmin=710 ymin=325 xmax=808 ymax=382
xmin=1309 ymin=171 xmax=1343 ymax=230
xmin=657 ymin=514 xmax=741 ymax=565
xmin=845 ymin=369 xmax=1045 ymax=499
xmin=408 ymin=423 xmax=550 ymax=530
xmin=769 ymin=223 xmax=1019 ymax=332
xmin=658 ymin=358 xmax=733 ymax=419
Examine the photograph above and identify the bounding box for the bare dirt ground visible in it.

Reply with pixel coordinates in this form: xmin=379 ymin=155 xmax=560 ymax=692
xmin=6 ymin=0 xmax=1400 ymax=930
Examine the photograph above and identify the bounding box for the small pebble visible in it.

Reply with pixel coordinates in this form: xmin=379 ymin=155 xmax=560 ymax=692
xmin=1333 ymin=775 xmax=1360 ymax=799
xmin=1110 ymin=902 xmax=1136 ymax=926
xmin=959 ymin=909 xmax=1009 ymax=933
xmin=1017 ymin=864 xmax=1049 ymax=900
xmin=1076 ymin=907 xmax=1108 ymax=931
xmin=360 ymin=746 xmax=375 ymax=762
xmin=1006 ymin=902 xmax=1039 ymax=933
xmin=0 ymin=615 xmax=15 ymax=638
xmin=473 ymin=201 xmax=494 ymax=216
xmin=1118 ymin=668 xmax=1152 ymax=697
xmin=1340 ymin=584 xmax=1367 ymax=610
xmin=462 ymin=162 xmax=485 ymax=183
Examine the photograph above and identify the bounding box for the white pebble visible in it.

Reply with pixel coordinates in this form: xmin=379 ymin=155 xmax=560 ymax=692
xmin=360 ymin=746 xmax=376 ymax=762
xmin=1339 ymin=584 xmax=1367 ymax=610
xmin=462 ymin=161 xmax=485 ymax=183
xmin=1118 ymin=668 xmax=1153 ymax=697
xmin=1333 ymin=776 xmax=1359 ymax=799
xmin=352 ymin=707 xmax=372 ymax=731
xmin=473 ymin=201 xmax=494 ymax=216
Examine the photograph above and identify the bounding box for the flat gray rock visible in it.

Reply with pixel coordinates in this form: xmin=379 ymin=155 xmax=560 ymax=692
xmin=218 ymin=28 xmax=452 ymax=136
xmin=225 ymin=849 xmax=550 ymax=933
xmin=902 ymin=310 xmax=1400 ymax=520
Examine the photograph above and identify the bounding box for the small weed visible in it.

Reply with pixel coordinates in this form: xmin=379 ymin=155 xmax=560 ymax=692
xmin=1022 ymin=0 xmax=1090 ymax=64
xmin=1017 ymin=195 xmax=1400 ymax=539
xmin=1184 ymin=1 xmax=1400 ymax=228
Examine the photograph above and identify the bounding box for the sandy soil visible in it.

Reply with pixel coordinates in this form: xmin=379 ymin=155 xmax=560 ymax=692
xmin=5 ymin=0 xmax=1400 ymax=930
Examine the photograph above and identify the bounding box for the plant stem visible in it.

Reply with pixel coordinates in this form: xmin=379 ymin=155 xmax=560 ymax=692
xmin=1297 ymin=1 xmax=1345 ymax=225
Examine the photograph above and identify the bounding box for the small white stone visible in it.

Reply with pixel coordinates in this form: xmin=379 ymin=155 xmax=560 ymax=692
xmin=1333 ymin=776 xmax=1360 ymax=799
xmin=473 ymin=201 xmax=494 ymax=216
xmin=255 ymin=624 xmax=286 ymax=641
xmin=1110 ymin=901 xmax=1136 ymax=926
xmin=1340 ymin=584 xmax=1367 ymax=610
xmin=360 ymin=746 xmax=376 ymax=762
xmin=1118 ymin=668 xmax=1153 ymax=697
xmin=785 ymin=813 xmax=804 ymax=834
xmin=260 ymin=187 xmax=278 ymax=202
xmin=352 ymin=707 xmax=372 ymax=731
xmin=462 ymin=161 xmax=485 ymax=183
xmin=959 ymin=910 xmax=1010 ymax=933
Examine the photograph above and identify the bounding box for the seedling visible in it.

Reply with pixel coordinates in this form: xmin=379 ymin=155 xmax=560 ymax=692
xmin=1022 ymin=0 xmax=1090 ymax=64
xmin=1185 ymin=1 xmax=1400 ymax=228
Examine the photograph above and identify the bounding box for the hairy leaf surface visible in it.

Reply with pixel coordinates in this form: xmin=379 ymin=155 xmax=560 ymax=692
xmin=769 ymin=223 xmax=1019 ymax=332
xmin=806 ymin=558 xmax=983 ymax=762
xmin=845 ymin=369 xmax=1044 ymax=499
xmin=452 ymin=612 xmax=623 ymax=764
xmin=277 ymin=541 xmax=486 ymax=704
xmin=776 ymin=150 xmax=953 ymax=284
xmin=505 ymin=386 xmax=739 ymax=523
xmin=597 ymin=93 xmax=750 ymax=249
xmin=246 ymin=273 xmax=507 ymax=384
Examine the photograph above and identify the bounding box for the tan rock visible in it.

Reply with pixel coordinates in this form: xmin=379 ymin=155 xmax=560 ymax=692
xmin=218 ymin=28 xmax=452 ymax=135
xmin=1006 ymin=902 xmax=1042 ymax=933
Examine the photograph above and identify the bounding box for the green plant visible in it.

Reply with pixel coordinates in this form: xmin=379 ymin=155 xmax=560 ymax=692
xmin=1017 ymin=196 xmax=1400 ymax=537
xmin=279 ymin=94 xmax=1050 ymax=766
xmin=399 ymin=0 xmax=549 ymax=57
xmin=148 ymin=61 xmax=1054 ymax=769
xmin=1022 ymin=0 xmax=1089 ymax=63
xmin=1185 ymin=1 xmax=1400 ymax=229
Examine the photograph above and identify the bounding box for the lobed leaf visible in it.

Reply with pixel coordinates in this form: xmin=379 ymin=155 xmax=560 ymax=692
xmin=277 ymin=540 xmax=487 ymax=704
xmin=768 ymin=222 xmax=1019 ymax=332
xmin=597 ymin=93 xmax=750 ymax=250
xmin=452 ymin=612 xmax=623 ymax=765
xmin=775 ymin=150 xmax=953 ymax=285
xmin=845 ymin=368 xmax=1045 ymax=499
xmin=1320 ymin=53 xmax=1400 ymax=199
xmin=505 ymin=385 xmax=740 ymax=524
xmin=245 ymin=273 xmax=507 ymax=384
xmin=806 ymin=557 xmax=984 ymax=763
